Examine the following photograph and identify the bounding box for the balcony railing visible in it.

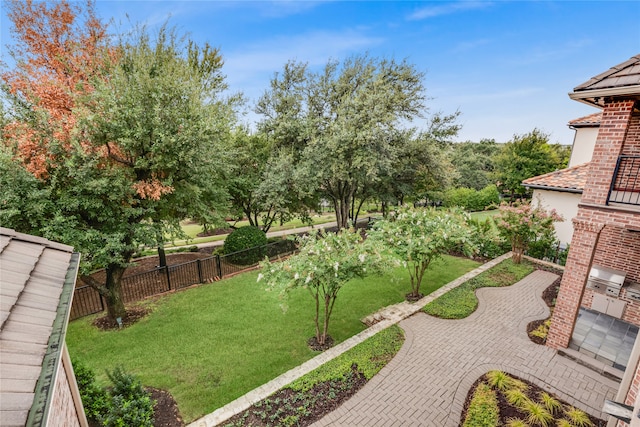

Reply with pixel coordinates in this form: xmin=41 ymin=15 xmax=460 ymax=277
xmin=608 ymin=155 xmax=640 ymax=206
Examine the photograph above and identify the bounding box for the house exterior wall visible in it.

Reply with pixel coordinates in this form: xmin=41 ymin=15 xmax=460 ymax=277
xmin=569 ymin=126 xmax=599 ymax=167
xmin=547 ymin=98 xmax=639 ymax=350
xmin=46 ymin=346 xmax=87 ymax=427
xmin=531 ymin=189 xmax=581 ymax=245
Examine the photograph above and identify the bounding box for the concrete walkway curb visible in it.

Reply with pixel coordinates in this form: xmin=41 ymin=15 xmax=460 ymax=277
xmin=187 ymin=253 xmax=513 ymax=427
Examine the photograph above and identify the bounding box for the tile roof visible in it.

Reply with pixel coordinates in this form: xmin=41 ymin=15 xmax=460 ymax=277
xmin=568 ymin=112 xmax=602 ymax=127
xmin=574 ymin=54 xmax=640 ymax=92
xmin=522 ymin=163 xmax=590 ymax=193
xmin=0 ymin=227 xmax=78 ymax=426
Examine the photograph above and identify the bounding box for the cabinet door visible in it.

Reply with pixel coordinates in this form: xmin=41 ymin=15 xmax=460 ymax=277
xmin=606 ymin=298 xmax=626 ymax=319
xmin=591 ymin=293 xmax=609 ymax=314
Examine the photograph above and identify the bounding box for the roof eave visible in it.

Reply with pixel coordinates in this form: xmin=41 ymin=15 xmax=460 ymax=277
xmin=569 ymin=85 xmax=640 ymax=107
xmin=522 ymin=184 xmax=584 ymax=194
xmin=26 ymin=252 xmax=81 ymax=426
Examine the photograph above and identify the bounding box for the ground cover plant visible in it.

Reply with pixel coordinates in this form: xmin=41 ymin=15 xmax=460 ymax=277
xmin=461 ymin=371 xmax=605 ymax=426
xmin=67 ymin=255 xmax=479 ymax=423
xmin=222 ymin=325 xmax=404 ymax=427
xmin=423 ymin=259 xmax=534 ymax=319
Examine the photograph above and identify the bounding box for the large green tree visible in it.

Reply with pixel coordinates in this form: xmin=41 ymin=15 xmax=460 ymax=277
xmin=2 ymin=3 xmax=234 ymax=321
xmin=375 ymin=113 xmax=460 ymax=214
xmin=256 ymin=56 xmax=426 ymax=229
xmin=450 ymin=138 xmax=500 ymax=190
xmin=493 ymin=129 xmax=567 ymax=199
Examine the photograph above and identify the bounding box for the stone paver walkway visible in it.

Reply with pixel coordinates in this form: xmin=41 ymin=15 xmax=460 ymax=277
xmin=312 ymin=270 xmax=619 ymax=426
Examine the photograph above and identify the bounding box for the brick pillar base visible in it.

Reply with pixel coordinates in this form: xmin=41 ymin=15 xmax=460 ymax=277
xmin=547 ymin=219 xmax=604 ymax=349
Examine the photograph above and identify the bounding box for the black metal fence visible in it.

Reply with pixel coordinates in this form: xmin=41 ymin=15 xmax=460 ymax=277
xmin=70 ymin=217 xmax=373 ymax=320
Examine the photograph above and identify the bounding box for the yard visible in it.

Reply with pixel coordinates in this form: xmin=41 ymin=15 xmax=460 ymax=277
xmin=66 ymin=254 xmax=480 ymax=423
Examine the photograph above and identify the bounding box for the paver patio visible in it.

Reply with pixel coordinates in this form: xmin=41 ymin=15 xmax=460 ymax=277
xmin=312 ymin=270 xmax=619 ymax=426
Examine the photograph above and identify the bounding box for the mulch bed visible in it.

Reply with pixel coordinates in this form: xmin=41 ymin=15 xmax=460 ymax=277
xmin=526 ymin=276 xmax=561 ymax=345
xmin=220 ymin=366 xmax=367 ymax=427
xmin=460 ymin=373 xmax=606 ymax=426
xmin=149 ymin=388 xmax=185 ymax=427
xmin=92 ymin=306 xmax=151 ymax=331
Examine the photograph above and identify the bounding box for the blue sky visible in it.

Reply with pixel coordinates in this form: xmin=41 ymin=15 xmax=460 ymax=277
xmin=2 ymin=1 xmax=640 ymax=144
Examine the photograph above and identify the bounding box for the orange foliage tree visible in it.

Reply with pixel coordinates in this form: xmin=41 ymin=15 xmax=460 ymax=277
xmin=2 ymin=0 xmax=114 ymax=178
xmin=1 ymin=1 xmax=233 ymax=321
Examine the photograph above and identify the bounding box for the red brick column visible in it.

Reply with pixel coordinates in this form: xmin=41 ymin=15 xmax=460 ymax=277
xmin=582 ymin=99 xmax=636 ymax=205
xmin=547 ymin=219 xmax=604 ymax=349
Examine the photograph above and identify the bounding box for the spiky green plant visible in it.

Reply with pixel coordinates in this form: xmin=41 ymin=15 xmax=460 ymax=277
xmin=564 ymin=407 xmax=594 ymax=427
xmin=556 ymin=420 xmax=573 ymax=427
xmin=523 ymin=401 xmax=553 ymax=427
xmin=505 ymin=388 xmax=530 ymax=408
xmin=509 ymin=378 xmax=529 ymax=392
xmin=486 ymin=370 xmax=511 ymax=391
xmin=506 ymin=418 xmax=529 ymax=427
xmin=540 ymin=392 xmax=562 ymax=415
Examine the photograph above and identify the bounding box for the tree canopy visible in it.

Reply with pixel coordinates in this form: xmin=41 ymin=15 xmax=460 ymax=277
xmin=1 ymin=1 xmax=235 ymax=320
xmin=493 ymin=129 xmax=568 ymax=198
xmin=450 ymin=138 xmax=500 ymax=190
xmin=256 ymin=55 xmax=428 ymax=229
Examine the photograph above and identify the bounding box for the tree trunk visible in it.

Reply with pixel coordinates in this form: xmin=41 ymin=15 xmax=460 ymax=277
xmin=512 ymin=247 xmax=524 ymax=264
xmin=104 ymin=264 xmax=127 ymax=321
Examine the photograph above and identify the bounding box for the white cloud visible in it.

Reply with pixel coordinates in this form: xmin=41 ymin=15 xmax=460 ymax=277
xmin=407 ymin=1 xmax=493 ymax=21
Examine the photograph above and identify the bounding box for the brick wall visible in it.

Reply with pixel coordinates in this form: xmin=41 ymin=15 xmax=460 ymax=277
xmin=547 ymin=219 xmax=603 ymax=349
xmin=47 ymin=359 xmax=82 ymax=427
xmin=581 ymin=99 xmax=636 ymax=205
xmin=594 ymin=225 xmax=640 ymax=283
xmin=547 ymin=98 xmax=640 ymax=350
xmin=622 ymin=111 xmax=640 ymax=156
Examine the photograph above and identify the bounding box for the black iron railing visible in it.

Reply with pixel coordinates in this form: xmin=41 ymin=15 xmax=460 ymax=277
xmin=608 ymin=155 xmax=640 ymax=206
xmin=70 ymin=217 xmax=374 ymax=320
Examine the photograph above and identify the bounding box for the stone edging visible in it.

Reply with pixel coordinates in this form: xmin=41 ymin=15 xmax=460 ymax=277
xmin=187 ymin=252 xmax=514 ymax=427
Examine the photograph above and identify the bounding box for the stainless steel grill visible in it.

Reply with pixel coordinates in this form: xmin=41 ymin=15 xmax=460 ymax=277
xmin=587 ymin=265 xmax=626 ymax=297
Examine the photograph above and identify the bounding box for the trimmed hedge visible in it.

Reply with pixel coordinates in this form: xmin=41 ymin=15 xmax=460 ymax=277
xmin=443 ymin=184 xmax=500 ymax=212
xmin=224 ymin=226 xmax=268 ymax=265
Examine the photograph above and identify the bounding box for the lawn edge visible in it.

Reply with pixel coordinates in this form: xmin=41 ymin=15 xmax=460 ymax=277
xmin=187 ymin=251 xmax=514 ymax=427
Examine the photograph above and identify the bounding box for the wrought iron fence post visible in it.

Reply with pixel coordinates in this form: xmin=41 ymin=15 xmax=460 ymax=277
xmin=165 ymin=265 xmax=172 ymax=290
xmin=216 ymin=254 xmax=223 ymax=279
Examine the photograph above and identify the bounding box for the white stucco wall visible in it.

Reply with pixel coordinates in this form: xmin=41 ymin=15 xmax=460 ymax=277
xmin=568 ymin=126 xmax=599 ymax=167
xmin=531 ymin=189 xmax=582 ymax=246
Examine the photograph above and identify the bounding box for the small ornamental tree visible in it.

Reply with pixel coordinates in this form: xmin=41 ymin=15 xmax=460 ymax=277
xmin=495 ymin=201 xmax=563 ymax=264
xmin=368 ymin=206 xmax=476 ymax=300
xmin=258 ymin=229 xmax=392 ymax=348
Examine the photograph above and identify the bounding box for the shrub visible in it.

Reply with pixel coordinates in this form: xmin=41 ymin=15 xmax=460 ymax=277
xmin=564 ymin=407 xmax=594 ymax=427
xmin=486 ymin=370 xmax=511 ymax=391
xmin=495 ymin=201 xmax=563 ymax=263
xmin=523 ymin=400 xmax=553 ymax=427
xmin=467 ymin=217 xmax=510 ymax=259
xmin=72 ymin=359 xmax=109 ymax=422
xmin=101 ymin=367 xmax=154 ymax=427
xmin=443 ymin=185 xmax=500 ymax=212
xmin=463 ymin=383 xmax=499 ymax=427
xmin=224 ymin=226 xmax=267 ymax=265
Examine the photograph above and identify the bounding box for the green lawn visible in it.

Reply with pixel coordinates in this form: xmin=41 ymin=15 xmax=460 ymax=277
xmin=469 ymin=209 xmax=499 ymax=223
xmin=66 ymin=254 xmax=479 ymax=423
xmin=423 ymin=259 xmax=534 ymax=319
